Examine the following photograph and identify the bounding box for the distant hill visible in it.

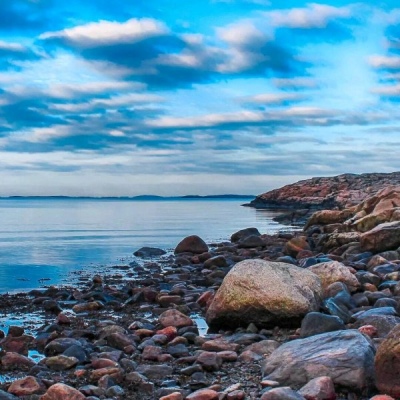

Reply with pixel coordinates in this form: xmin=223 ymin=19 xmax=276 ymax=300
xmin=245 ymin=172 xmax=400 ymax=211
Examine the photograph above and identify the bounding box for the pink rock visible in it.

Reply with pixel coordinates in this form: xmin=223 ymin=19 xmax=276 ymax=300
xmin=8 ymin=376 xmax=44 ymax=396
xmin=369 ymin=396 xmax=396 ymax=400
xmin=358 ymin=325 xmax=378 ymax=338
xmin=185 ymin=388 xmax=219 ymax=400
xmin=158 ymin=309 xmax=193 ymax=328
xmin=40 ymin=383 xmax=85 ymax=400
xmin=298 ymin=376 xmax=337 ymax=400
xmin=160 ymin=392 xmax=183 ymax=400
xmin=1 ymin=352 xmax=35 ymax=370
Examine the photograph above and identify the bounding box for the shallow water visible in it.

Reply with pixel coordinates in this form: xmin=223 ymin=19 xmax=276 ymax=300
xmin=0 ymin=198 xmax=291 ymax=293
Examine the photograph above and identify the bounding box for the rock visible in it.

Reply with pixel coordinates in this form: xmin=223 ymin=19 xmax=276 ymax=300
xmin=285 ymin=236 xmax=310 ymax=258
xmin=262 ymin=330 xmax=375 ymax=390
xmin=1 ymin=352 xmax=35 ymax=371
xmin=8 ymin=376 xmax=44 ymax=396
xmin=0 ymin=390 xmax=18 ymax=399
xmin=206 ymin=259 xmax=322 ymax=329
xmin=45 ymin=355 xmax=79 ymax=370
xmin=300 ymin=312 xmax=345 ymax=338
xmin=134 ymin=247 xmax=167 ymax=257
xmin=260 ymin=387 xmax=305 ymax=400
xmin=307 ymin=261 xmax=359 ymax=293
xmin=160 ymin=393 xmax=183 ymax=400
xmin=159 ymin=309 xmax=194 ymax=328
xmin=306 ymin=210 xmax=352 ymax=228
xmin=238 ymin=235 xmax=265 ymax=248
xmin=298 ymin=376 xmax=336 ymax=400
xmin=231 ymin=228 xmax=261 ymax=243
xmin=72 ymin=301 xmax=103 ymax=313
xmin=352 ymin=315 xmax=400 ymax=338
xmin=375 ymin=324 xmax=400 ymax=396
xmin=44 ymin=338 xmax=81 ymax=356
xmin=196 ymin=351 xmax=222 ymax=371
xmin=40 ymin=383 xmax=86 ymax=400
xmin=360 ymin=221 xmax=400 ymax=253
xmin=369 ymin=396 xmax=396 ymax=400
xmin=174 ymin=235 xmax=208 ymax=254
xmin=185 ymin=389 xmax=219 ymax=400
xmin=136 ymin=364 xmax=173 ymax=380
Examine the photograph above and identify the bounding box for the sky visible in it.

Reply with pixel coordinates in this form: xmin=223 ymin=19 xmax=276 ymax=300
xmin=1 ymin=0 xmax=400 ymax=196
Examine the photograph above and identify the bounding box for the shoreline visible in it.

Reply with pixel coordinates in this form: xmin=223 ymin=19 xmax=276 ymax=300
xmin=0 ymin=196 xmax=398 ymax=399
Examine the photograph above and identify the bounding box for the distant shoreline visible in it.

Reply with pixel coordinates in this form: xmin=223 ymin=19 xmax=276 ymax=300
xmin=0 ymin=194 xmax=255 ymax=201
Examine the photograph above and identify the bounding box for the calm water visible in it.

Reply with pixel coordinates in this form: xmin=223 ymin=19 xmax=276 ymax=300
xmin=0 ymin=198 xmax=290 ymax=293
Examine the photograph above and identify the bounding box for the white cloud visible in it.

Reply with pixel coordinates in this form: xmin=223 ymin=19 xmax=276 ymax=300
xmin=239 ymin=92 xmax=304 ymax=104
xmin=372 ymin=83 xmax=400 ymax=96
xmin=266 ymin=3 xmax=352 ymax=29
xmin=40 ymin=18 xmax=169 ymax=48
xmin=369 ymin=55 xmax=400 ymax=69
xmin=272 ymin=77 xmax=318 ymax=88
xmin=0 ymin=40 xmax=26 ymax=53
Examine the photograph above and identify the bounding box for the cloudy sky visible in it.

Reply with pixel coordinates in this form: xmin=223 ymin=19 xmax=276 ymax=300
xmin=1 ymin=0 xmax=400 ymax=196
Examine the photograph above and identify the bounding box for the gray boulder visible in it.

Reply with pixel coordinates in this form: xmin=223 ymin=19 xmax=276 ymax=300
xmin=262 ymin=330 xmax=375 ymax=391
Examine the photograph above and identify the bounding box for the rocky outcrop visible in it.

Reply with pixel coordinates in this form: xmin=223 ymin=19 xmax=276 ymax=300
xmin=206 ymin=259 xmax=322 ymax=329
xmin=246 ymin=173 xmax=400 ymax=224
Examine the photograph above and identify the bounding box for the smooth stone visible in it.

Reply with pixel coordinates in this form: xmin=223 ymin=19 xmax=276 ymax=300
xmin=298 ymin=376 xmax=336 ymax=400
xmin=300 ymin=312 xmax=345 ymax=338
xmin=40 ymin=383 xmax=86 ymax=400
xmin=134 ymin=247 xmax=167 ymax=257
xmin=262 ymin=330 xmax=375 ymax=390
xmin=231 ymin=228 xmax=261 ymax=243
xmin=260 ymin=387 xmax=305 ymax=400
xmin=174 ymin=235 xmax=209 ymax=254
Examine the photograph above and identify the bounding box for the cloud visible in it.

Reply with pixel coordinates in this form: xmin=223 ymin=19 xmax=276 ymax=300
xmin=369 ymin=55 xmax=400 ymax=69
xmin=272 ymin=77 xmax=318 ymax=89
xmin=266 ymin=3 xmax=352 ymax=29
xmin=238 ymin=92 xmax=304 ymax=105
xmin=372 ymin=83 xmax=400 ymax=97
xmin=40 ymin=18 xmax=169 ymax=48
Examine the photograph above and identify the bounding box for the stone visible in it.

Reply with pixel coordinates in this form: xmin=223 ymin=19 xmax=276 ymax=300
xmin=185 ymin=389 xmax=219 ymax=400
xmin=159 ymin=309 xmax=194 ymax=328
xmin=72 ymin=301 xmax=103 ymax=313
xmin=262 ymin=330 xmax=375 ymax=390
xmin=206 ymin=259 xmax=322 ymax=329
xmin=45 ymin=355 xmax=79 ymax=370
xmin=260 ymin=387 xmax=305 ymax=400
xmin=0 ymin=390 xmax=18 ymax=399
xmin=231 ymin=227 xmax=261 ymax=243
xmin=238 ymin=235 xmax=265 ymax=248
xmin=352 ymin=315 xmax=400 ymax=338
xmin=300 ymin=312 xmax=345 ymax=338
xmin=174 ymin=235 xmax=208 ymax=254
xmin=136 ymin=364 xmax=173 ymax=380
xmin=375 ymin=324 xmax=400 ymax=397
xmin=285 ymin=236 xmax=310 ymax=258
xmin=44 ymin=338 xmax=81 ymax=356
xmin=298 ymin=376 xmax=336 ymax=400
xmin=307 ymin=261 xmax=359 ymax=293
xmin=360 ymin=221 xmax=400 ymax=253
xmin=306 ymin=209 xmax=352 ymax=228
xmin=202 ymin=338 xmax=240 ymax=352
xmin=8 ymin=376 xmax=44 ymax=396
xmin=159 ymin=393 xmax=183 ymax=400
xmin=1 ymin=352 xmax=35 ymax=371
xmin=40 ymin=383 xmax=86 ymax=400
xmin=134 ymin=247 xmax=166 ymax=257
xmin=196 ymin=351 xmax=222 ymax=371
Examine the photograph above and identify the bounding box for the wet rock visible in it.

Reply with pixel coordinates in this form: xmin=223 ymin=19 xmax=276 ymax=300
xmin=8 ymin=376 xmax=44 ymax=396
xmin=202 ymin=338 xmax=239 ymax=352
xmin=44 ymin=338 xmax=81 ymax=356
xmin=7 ymin=326 xmax=24 ymax=337
xmin=238 ymin=235 xmax=265 ymax=248
xmin=134 ymin=247 xmax=167 ymax=257
xmin=136 ymin=364 xmax=173 ymax=380
xmin=0 ymin=335 xmax=32 ymax=355
xmin=175 ymin=235 xmax=209 ymax=254
xmin=262 ymin=330 xmax=375 ymax=390
xmin=40 ymin=383 xmax=86 ymax=400
xmin=285 ymin=236 xmax=310 ymax=258
xmin=72 ymin=301 xmax=103 ymax=313
xmin=206 ymin=259 xmax=322 ymax=329
xmin=300 ymin=312 xmax=345 ymax=338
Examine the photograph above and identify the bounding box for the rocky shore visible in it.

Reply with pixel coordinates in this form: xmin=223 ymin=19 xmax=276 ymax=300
xmin=2 ymin=187 xmax=400 ymax=399
xmin=244 ymin=172 xmax=400 ymax=226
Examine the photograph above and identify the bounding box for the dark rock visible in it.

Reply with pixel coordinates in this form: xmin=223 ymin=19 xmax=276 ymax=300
xmin=238 ymin=235 xmax=265 ymax=248
xmin=231 ymin=228 xmax=261 ymax=243
xmin=175 ymin=235 xmax=209 ymax=254
xmin=300 ymin=312 xmax=345 ymax=338
xmin=134 ymin=247 xmax=167 ymax=257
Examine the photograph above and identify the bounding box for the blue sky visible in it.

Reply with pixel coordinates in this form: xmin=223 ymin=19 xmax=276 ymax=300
xmin=1 ymin=0 xmax=400 ymax=196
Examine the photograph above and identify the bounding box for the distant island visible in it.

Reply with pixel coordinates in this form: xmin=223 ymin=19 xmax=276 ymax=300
xmin=0 ymin=194 xmax=255 ymax=200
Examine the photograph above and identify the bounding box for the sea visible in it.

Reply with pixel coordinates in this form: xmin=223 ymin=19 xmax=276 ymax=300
xmin=0 ymin=198 xmax=293 ymax=293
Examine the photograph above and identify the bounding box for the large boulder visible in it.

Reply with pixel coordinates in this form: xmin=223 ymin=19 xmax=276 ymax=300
xmin=307 ymin=261 xmax=360 ymax=293
xmin=231 ymin=227 xmax=261 ymax=243
xmin=375 ymin=324 xmax=400 ymax=397
xmin=206 ymin=259 xmax=322 ymax=329
xmin=262 ymin=330 xmax=375 ymax=391
xmin=360 ymin=221 xmax=400 ymax=253
xmin=174 ymin=235 xmax=208 ymax=254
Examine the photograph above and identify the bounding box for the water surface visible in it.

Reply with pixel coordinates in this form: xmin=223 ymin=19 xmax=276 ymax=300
xmin=0 ymin=198 xmax=290 ymax=292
